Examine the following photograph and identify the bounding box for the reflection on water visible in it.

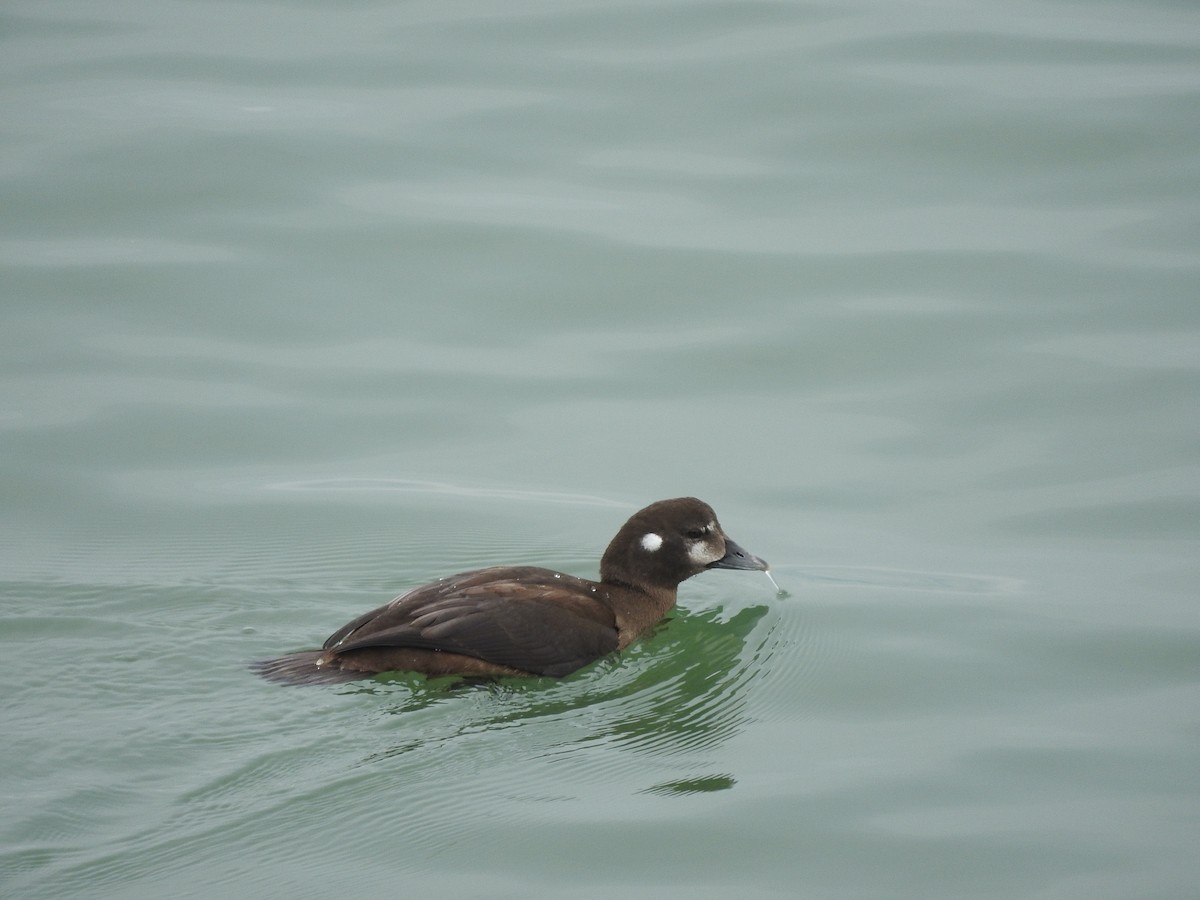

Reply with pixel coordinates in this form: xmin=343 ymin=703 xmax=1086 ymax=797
xmin=360 ymin=604 xmax=775 ymax=767
xmin=641 ymin=773 xmax=737 ymax=796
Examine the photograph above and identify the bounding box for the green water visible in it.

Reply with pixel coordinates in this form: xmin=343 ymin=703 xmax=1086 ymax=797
xmin=2 ymin=1 xmax=1198 ymax=897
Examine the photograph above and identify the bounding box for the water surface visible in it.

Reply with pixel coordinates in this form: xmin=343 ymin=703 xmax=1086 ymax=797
xmin=2 ymin=1 xmax=1198 ymax=897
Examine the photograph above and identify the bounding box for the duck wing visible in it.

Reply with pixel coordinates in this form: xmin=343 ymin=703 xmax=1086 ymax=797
xmin=321 ymin=566 xmax=619 ymax=677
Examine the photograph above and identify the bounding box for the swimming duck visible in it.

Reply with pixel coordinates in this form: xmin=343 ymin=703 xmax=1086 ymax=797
xmin=253 ymin=497 xmax=767 ymax=684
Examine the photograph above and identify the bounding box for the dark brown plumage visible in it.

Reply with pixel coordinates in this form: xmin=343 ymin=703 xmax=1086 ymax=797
xmin=252 ymin=497 xmax=767 ymax=685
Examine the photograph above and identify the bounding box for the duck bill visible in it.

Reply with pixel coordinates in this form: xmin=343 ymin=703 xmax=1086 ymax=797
xmin=709 ymin=537 xmax=769 ymax=571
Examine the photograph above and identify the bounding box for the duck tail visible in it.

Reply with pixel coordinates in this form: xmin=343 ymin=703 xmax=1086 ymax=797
xmin=249 ymin=650 xmax=363 ymax=686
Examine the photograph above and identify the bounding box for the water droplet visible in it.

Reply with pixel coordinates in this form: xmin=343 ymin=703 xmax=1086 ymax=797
xmin=764 ymin=570 xmax=789 ymax=598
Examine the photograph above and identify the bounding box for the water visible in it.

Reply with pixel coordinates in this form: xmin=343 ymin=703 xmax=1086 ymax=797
xmin=3 ymin=1 xmax=1199 ymax=897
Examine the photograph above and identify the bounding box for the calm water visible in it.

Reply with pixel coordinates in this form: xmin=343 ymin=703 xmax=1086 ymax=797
xmin=3 ymin=1 xmax=1199 ymax=897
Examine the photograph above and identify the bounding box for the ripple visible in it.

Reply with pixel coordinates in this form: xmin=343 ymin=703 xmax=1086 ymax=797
xmin=0 ymin=237 xmax=236 ymax=267
xmin=641 ymin=773 xmax=737 ymax=796
xmin=262 ymin=476 xmax=630 ymax=510
xmin=800 ymin=564 xmax=1025 ymax=595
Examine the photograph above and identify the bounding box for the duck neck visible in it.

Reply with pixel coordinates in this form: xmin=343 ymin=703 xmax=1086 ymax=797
xmin=600 ymin=578 xmax=679 ymax=648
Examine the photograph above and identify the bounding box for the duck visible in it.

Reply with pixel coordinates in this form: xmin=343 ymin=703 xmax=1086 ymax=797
xmin=252 ymin=497 xmax=768 ymax=684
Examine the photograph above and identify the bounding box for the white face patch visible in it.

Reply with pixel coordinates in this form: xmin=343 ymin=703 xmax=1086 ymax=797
xmin=688 ymin=538 xmax=723 ymax=565
xmin=641 ymin=532 xmax=663 ymax=552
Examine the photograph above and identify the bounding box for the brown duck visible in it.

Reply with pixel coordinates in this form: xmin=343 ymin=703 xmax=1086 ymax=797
xmin=253 ymin=497 xmax=767 ymax=684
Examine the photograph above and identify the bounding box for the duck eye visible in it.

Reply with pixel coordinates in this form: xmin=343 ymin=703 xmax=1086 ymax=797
xmin=685 ymin=528 xmax=706 ymax=540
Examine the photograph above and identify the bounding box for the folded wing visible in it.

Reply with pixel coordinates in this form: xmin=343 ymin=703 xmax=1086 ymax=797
xmin=321 ymin=566 xmax=619 ymax=677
